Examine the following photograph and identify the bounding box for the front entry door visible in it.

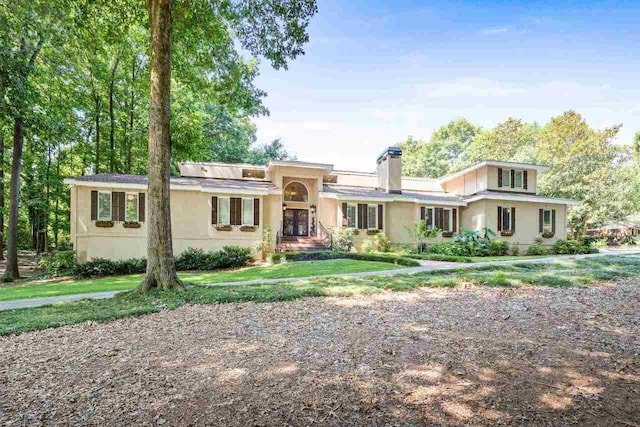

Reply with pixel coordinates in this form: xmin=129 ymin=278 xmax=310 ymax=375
xmin=283 ymin=209 xmax=309 ymax=236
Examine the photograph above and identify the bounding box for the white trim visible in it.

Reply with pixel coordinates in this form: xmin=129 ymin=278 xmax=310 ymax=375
xmin=241 ymin=197 xmax=254 ymax=226
xmin=217 ymin=197 xmax=231 ymax=226
xmin=179 ymin=160 xmax=267 ymax=170
xmin=63 ymin=178 xmax=280 ymax=195
xmin=283 ymin=180 xmax=310 ymax=202
xmin=366 ymin=204 xmax=378 ymax=230
xmin=465 ymin=193 xmax=580 ymax=206
xmin=439 ymin=161 xmax=549 ymax=185
xmin=543 ymin=208 xmax=553 ymax=232
xmin=97 ymin=191 xmax=112 ymax=221
xmin=268 ymin=159 xmax=334 ymax=173
xmin=346 ymin=203 xmax=357 ymax=228
xmin=125 ymin=192 xmax=138 ymax=222
xmin=319 ymin=191 xmax=467 ymax=206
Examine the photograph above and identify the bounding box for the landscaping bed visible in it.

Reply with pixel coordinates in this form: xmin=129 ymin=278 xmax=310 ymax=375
xmin=1 ymin=267 xmax=638 ymax=425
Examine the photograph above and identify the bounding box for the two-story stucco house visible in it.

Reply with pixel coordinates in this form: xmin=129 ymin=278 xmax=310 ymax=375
xmin=64 ymin=147 xmax=579 ymax=262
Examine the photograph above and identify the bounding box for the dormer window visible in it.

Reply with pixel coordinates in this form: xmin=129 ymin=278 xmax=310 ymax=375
xmin=242 ymin=169 xmax=265 ymax=179
xmin=499 ymin=168 xmax=528 ymax=190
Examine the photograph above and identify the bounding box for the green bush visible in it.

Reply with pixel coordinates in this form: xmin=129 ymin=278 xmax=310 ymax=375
xmin=332 ymin=227 xmax=355 ymax=252
xmin=405 ymin=253 xmax=473 ymax=263
xmin=526 ymin=243 xmax=549 ymax=256
xmin=282 ymin=250 xmax=419 ymax=267
xmin=361 ymin=238 xmax=376 ymax=253
xmin=74 ymin=246 xmax=252 ymax=278
xmin=38 ymin=250 xmax=78 ymax=276
xmin=488 ymin=239 xmax=509 ymax=256
xmin=374 ymin=233 xmax=392 ymax=252
xmin=552 ymin=239 xmax=597 ymax=255
xmin=269 ymin=252 xmax=284 ymax=264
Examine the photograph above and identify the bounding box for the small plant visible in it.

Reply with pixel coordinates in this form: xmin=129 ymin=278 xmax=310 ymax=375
xmin=256 ymin=226 xmax=273 ymax=261
xmin=361 ymin=238 xmax=376 ymax=253
xmin=552 ymin=239 xmax=597 ymax=255
xmin=527 ymin=242 xmax=549 ymax=256
xmin=510 ymin=242 xmax=520 ymax=256
xmin=333 ymin=227 xmax=355 ymax=252
xmin=269 ymin=252 xmax=284 ymax=265
xmin=488 ymin=239 xmax=509 ymax=256
xmin=405 ymin=222 xmax=439 ymax=252
xmin=374 ymin=232 xmax=392 ymax=252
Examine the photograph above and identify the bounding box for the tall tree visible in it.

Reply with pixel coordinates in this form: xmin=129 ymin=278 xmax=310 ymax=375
xmin=137 ymin=0 xmax=317 ymax=291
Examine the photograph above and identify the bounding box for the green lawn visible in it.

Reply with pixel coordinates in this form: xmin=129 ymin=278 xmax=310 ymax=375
xmin=0 ymin=259 xmax=403 ymax=302
xmin=1 ymin=255 xmax=638 ymax=336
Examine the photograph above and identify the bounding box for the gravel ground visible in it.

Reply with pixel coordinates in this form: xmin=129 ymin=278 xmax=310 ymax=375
xmin=1 ymin=278 xmax=639 ymax=426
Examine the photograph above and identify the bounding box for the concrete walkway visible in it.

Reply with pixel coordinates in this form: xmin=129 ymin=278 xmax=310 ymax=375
xmin=1 ymin=250 xmax=639 ymax=312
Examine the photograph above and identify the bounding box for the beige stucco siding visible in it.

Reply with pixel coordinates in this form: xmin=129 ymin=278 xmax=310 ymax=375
xmin=462 ymin=199 xmax=566 ymax=246
xmin=72 ymin=186 xmax=263 ymax=262
xmin=444 ymin=167 xmax=489 ymax=196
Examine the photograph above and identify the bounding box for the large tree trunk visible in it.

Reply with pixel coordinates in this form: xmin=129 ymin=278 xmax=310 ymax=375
xmin=94 ymin=96 xmax=101 ymax=174
xmin=0 ymin=130 xmax=4 ymax=260
xmin=5 ymin=118 xmax=24 ymax=279
xmin=138 ymin=0 xmax=182 ymax=291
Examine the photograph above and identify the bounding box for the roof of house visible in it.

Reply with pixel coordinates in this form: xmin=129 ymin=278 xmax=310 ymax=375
xmin=321 ymin=184 xmax=466 ymax=206
xmin=439 ymin=160 xmax=550 ymax=185
xmin=63 ymin=174 xmax=280 ymax=195
xmin=464 ymin=190 xmax=580 ymax=205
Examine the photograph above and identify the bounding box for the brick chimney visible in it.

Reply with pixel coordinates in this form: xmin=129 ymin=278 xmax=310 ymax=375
xmin=376 ymin=147 xmax=402 ymax=193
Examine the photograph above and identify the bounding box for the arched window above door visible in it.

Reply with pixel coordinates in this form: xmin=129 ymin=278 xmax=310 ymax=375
xmin=284 ymin=182 xmax=308 ymax=202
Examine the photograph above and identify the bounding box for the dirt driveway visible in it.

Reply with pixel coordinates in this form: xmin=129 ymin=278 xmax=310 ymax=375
xmin=1 ymin=279 xmax=639 ymax=426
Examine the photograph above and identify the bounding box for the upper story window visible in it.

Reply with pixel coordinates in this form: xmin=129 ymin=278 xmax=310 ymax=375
xmin=98 ymin=191 xmax=111 ymax=221
xmin=284 ymin=182 xmax=308 ymax=202
xmin=499 ymin=168 xmax=528 ymax=190
xmin=242 ymin=169 xmax=265 ymax=179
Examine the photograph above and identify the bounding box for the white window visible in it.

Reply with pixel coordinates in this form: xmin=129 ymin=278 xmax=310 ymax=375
xmin=125 ymin=193 xmax=138 ymax=222
xmin=367 ymin=205 xmax=377 ymax=229
xmin=346 ymin=204 xmax=357 ymax=228
xmin=242 ymin=198 xmax=254 ymax=225
xmin=98 ymin=191 xmax=111 ymax=221
xmin=503 ymin=169 xmax=511 ymax=187
xmin=425 ymin=207 xmax=434 ymax=230
xmin=443 ymin=208 xmax=452 ymax=232
xmin=502 ymin=207 xmax=512 ymax=231
xmin=218 ymin=197 xmax=230 ymax=225
xmin=514 ymin=170 xmax=523 ymax=188
xmin=543 ymin=209 xmax=552 ymax=232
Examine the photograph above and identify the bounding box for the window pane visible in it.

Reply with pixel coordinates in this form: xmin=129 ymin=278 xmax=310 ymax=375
xmin=426 ymin=208 xmax=433 ymax=230
xmin=347 ymin=205 xmax=356 ymax=228
xmin=125 ymin=194 xmax=138 ymax=222
xmin=514 ymin=171 xmax=523 ymax=188
xmin=502 ymin=208 xmax=511 ymax=231
xmin=503 ymin=169 xmax=511 ymax=187
xmin=219 ymin=198 xmax=230 ymax=225
xmin=284 ymin=182 xmax=308 ymax=202
xmin=543 ymin=210 xmax=551 ymax=230
xmin=242 ymin=199 xmax=253 ymax=225
xmin=98 ymin=193 xmax=111 ymax=220
xmin=367 ymin=205 xmax=376 ymax=229
xmin=443 ymin=209 xmax=451 ymax=231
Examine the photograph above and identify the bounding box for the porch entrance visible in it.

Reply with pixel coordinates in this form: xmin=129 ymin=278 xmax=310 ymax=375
xmin=283 ymin=209 xmax=309 ymax=237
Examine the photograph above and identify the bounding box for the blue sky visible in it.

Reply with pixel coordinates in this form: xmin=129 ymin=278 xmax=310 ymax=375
xmin=252 ymin=0 xmax=640 ymax=171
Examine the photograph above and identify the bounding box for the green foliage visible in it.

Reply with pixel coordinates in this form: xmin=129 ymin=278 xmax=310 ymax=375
xmin=38 ymin=250 xmax=78 ymax=276
xmin=406 ymin=221 xmax=439 ymax=250
xmin=488 ymin=240 xmax=510 ymax=256
xmin=405 ymin=253 xmax=473 ymax=263
xmin=282 ymin=250 xmax=420 ymax=267
xmin=552 ymin=239 xmax=598 ymax=255
xmin=526 ymin=242 xmax=549 ymax=256
xmin=361 ymin=238 xmax=376 ymax=253
xmin=256 ymin=226 xmax=273 ymax=259
xmin=374 ymin=233 xmax=392 ymax=253
xmin=269 ymin=252 xmax=284 ymax=264
xmin=510 ymin=243 xmax=520 ymax=256
xmin=332 ymin=227 xmax=355 ymax=252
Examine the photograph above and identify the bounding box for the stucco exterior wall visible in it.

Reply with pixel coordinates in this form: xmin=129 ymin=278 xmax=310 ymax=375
xmin=444 ymin=167 xmax=489 ymax=196
xmin=72 ymin=186 xmax=264 ymax=262
xmin=461 ymin=199 xmax=566 ymax=247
